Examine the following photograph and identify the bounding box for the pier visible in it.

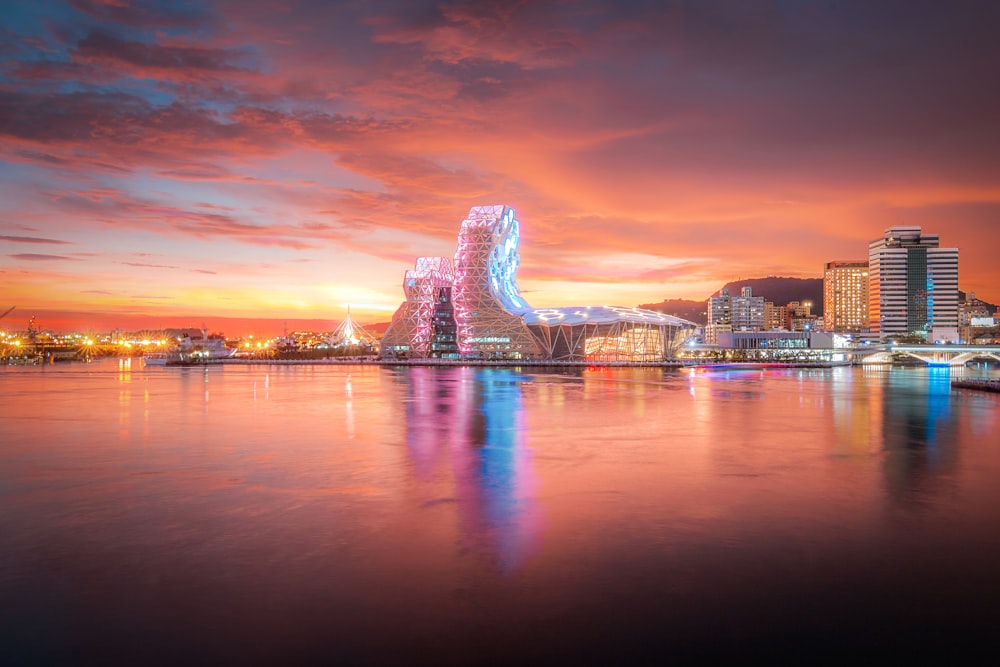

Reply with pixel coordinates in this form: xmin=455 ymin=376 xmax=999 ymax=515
xmin=951 ymin=379 xmax=1000 ymax=393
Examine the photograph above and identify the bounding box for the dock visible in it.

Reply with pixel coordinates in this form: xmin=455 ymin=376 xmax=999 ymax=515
xmin=951 ymin=379 xmax=1000 ymax=393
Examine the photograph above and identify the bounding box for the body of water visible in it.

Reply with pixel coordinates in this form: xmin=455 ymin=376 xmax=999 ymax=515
xmin=2 ymin=360 xmax=999 ymax=663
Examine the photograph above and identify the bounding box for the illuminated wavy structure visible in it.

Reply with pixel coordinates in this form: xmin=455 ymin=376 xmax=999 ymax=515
xmin=382 ymin=205 xmax=696 ymax=361
xmin=452 ymin=205 xmax=539 ymax=359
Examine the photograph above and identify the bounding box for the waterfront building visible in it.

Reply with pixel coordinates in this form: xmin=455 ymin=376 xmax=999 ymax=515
xmin=717 ymin=330 xmax=843 ymax=350
xmin=868 ymin=226 xmax=959 ymax=340
xmin=381 ymin=206 xmax=697 ymax=361
xmin=714 ymin=330 xmax=849 ymax=362
xmin=823 ymin=261 xmax=869 ymax=333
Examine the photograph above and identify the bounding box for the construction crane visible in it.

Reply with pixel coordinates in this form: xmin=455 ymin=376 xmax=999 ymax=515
xmin=0 ymin=306 xmax=13 ymax=321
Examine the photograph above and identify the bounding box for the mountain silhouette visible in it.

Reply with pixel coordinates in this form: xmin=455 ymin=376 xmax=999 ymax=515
xmin=640 ymin=276 xmax=824 ymax=325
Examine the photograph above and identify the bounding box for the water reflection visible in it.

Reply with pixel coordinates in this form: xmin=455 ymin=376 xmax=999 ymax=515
xmin=345 ymin=373 xmax=355 ymax=439
xmin=832 ymin=368 xmax=882 ymax=459
xmin=398 ymin=366 xmax=540 ymax=574
xmin=882 ymin=368 xmax=959 ymax=508
xmin=4 ymin=361 xmax=1000 ymax=663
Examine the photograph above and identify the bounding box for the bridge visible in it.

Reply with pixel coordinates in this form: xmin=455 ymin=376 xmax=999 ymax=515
xmin=855 ymin=344 xmax=1000 ymax=367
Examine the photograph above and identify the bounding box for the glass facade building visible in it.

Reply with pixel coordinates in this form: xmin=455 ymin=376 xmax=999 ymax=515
xmin=868 ymin=226 xmax=958 ymax=339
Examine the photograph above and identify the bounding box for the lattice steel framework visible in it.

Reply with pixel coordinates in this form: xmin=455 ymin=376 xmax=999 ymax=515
xmin=523 ymin=306 xmax=693 ymax=362
xmin=329 ymin=307 xmax=380 ymax=347
xmin=452 ymin=205 xmax=539 ymax=359
xmin=380 ymin=257 xmax=456 ymax=358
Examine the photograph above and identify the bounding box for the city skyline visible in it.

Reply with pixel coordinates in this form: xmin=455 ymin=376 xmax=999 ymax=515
xmin=3 ymin=1 xmax=1000 ymax=335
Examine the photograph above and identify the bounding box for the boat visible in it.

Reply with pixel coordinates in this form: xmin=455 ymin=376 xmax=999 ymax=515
xmin=142 ymin=351 xmax=183 ymax=366
xmin=143 ymin=328 xmax=236 ymax=367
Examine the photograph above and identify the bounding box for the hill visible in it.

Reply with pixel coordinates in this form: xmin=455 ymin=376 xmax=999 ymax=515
xmin=716 ymin=277 xmax=824 ymax=315
xmin=636 ymin=299 xmax=707 ymax=324
xmin=640 ymin=277 xmax=824 ymax=324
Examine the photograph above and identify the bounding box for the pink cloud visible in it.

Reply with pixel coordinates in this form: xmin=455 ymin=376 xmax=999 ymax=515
xmin=9 ymin=253 xmax=81 ymax=261
xmin=1 ymin=0 xmax=998 ymax=331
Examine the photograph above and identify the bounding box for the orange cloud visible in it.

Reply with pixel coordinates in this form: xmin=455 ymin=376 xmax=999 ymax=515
xmin=1 ymin=0 xmax=997 ymax=332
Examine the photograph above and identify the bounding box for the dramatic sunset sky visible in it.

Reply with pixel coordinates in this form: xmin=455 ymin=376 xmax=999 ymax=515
xmin=2 ymin=0 xmax=998 ymax=334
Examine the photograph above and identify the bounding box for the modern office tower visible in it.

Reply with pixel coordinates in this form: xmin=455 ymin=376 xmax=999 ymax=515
xmin=731 ymin=286 xmax=765 ymax=331
xmin=381 ymin=205 xmax=697 ymax=361
xmin=823 ymin=261 xmax=869 ymax=332
xmin=868 ymin=226 xmax=959 ymax=339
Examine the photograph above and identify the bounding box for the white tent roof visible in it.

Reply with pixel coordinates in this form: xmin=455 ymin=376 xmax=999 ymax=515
xmin=518 ymin=305 xmax=696 ymax=327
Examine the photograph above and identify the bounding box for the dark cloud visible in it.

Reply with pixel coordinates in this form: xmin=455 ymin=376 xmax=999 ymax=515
xmin=41 ymin=186 xmax=359 ymax=250
xmin=69 ymin=0 xmax=217 ymax=31
xmin=0 ymin=88 xmax=407 ymax=176
xmin=157 ymin=164 xmax=231 ymax=180
xmin=0 ymin=90 xmax=157 ymax=145
xmin=0 ymin=235 xmax=71 ymax=244
xmin=73 ymin=29 xmax=257 ymax=75
xmin=9 ymin=253 xmax=80 ymax=261
xmin=122 ymin=261 xmax=178 ymax=269
xmin=6 ymin=60 xmax=122 ymax=84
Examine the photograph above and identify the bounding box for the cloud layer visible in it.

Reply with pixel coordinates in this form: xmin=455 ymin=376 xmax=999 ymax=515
xmin=2 ymin=0 xmax=999 ymax=332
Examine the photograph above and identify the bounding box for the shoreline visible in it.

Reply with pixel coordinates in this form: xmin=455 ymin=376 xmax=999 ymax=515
xmin=199 ymin=358 xmax=852 ymax=369
xmin=7 ymin=356 xmax=993 ymax=372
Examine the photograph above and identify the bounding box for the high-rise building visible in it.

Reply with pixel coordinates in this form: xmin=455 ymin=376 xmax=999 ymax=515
xmin=763 ymin=301 xmax=787 ymax=331
xmin=707 ymin=286 xmax=764 ymax=344
xmin=823 ymin=261 xmax=869 ymax=332
xmin=706 ymin=288 xmax=732 ymax=345
xmin=868 ymin=226 xmax=959 ymax=339
xmin=731 ymin=286 xmax=765 ymax=331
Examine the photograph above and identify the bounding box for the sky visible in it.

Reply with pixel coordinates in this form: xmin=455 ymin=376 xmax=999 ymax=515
xmin=2 ymin=0 xmax=999 ymax=335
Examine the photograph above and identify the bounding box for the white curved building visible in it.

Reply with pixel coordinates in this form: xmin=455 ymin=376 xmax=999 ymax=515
xmin=381 ymin=205 xmax=696 ymax=361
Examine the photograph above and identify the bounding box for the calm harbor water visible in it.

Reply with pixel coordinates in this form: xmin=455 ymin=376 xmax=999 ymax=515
xmin=2 ymin=360 xmax=1000 ymax=663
